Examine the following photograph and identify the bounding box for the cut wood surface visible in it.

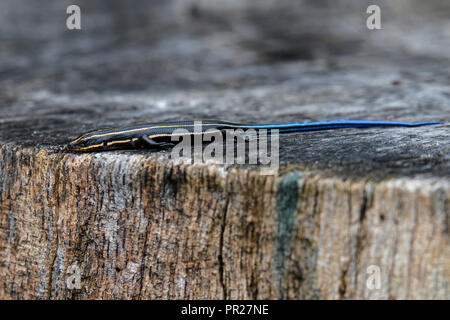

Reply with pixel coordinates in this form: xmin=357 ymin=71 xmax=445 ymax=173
xmin=0 ymin=0 xmax=449 ymax=299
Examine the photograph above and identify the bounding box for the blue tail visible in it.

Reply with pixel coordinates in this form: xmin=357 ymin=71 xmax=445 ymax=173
xmin=234 ymin=120 xmax=442 ymax=133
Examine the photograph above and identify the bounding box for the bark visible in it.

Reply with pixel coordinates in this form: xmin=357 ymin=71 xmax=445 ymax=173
xmin=0 ymin=0 xmax=449 ymax=299
xmin=0 ymin=147 xmax=448 ymax=299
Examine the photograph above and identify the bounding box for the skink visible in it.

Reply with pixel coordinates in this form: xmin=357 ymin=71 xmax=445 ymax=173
xmin=66 ymin=120 xmax=442 ymax=152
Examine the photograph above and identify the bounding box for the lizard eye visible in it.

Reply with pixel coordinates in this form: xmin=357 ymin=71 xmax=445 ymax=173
xmin=66 ymin=139 xmax=86 ymax=150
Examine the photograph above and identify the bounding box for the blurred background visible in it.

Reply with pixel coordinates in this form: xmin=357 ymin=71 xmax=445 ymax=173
xmin=1 ymin=0 xmax=448 ymax=92
xmin=0 ymin=0 xmax=448 ymax=136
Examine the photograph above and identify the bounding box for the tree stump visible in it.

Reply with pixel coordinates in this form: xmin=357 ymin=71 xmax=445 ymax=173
xmin=0 ymin=0 xmax=448 ymax=299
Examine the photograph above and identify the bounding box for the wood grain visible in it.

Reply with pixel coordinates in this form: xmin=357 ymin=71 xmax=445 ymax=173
xmin=0 ymin=0 xmax=449 ymax=299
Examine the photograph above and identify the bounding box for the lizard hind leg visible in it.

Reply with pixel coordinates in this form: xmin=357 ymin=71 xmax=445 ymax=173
xmin=141 ymin=135 xmax=174 ymax=149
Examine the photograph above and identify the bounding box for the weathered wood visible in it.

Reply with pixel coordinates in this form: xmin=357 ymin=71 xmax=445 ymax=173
xmin=0 ymin=147 xmax=448 ymax=299
xmin=0 ymin=0 xmax=449 ymax=299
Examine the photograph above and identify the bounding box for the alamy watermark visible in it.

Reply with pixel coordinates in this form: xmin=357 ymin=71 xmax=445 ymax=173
xmin=366 ymin=5 xmax=382 ymax=30
xmin=66 ymin=263 xmax=81 ymax=290
xmin=169 ymin=121 xmax=279 ymax=174
xmin=66 ymin=4 xmax=382 ymax=32
xmin=366 ymin=265 xmax=381 ymax=290
xmin=66 ymin=5 xmax=81 ymax=30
